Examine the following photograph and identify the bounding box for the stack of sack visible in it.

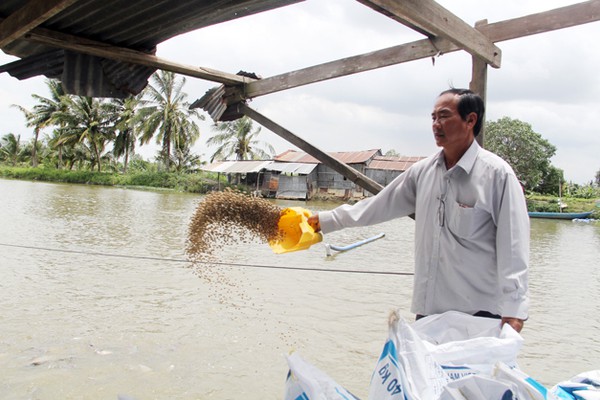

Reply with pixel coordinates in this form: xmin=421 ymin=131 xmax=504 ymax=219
xmin=283 ymin=310 xmax=599 ymax=400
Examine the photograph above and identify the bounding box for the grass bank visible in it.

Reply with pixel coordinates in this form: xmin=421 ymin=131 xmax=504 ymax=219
xmin=0 ymin=166 xmax=224 ymax=194
xmin=527 ymin=194 xmax=600 ymax=218
xmin=2 ymin=166 xmax=599 ymax=217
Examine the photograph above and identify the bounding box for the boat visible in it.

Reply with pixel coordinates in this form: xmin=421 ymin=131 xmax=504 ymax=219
xmin=528 ymin=178 xmax=595 ymax=220
xmin=528 ymin=211 xmax=593 ymax=220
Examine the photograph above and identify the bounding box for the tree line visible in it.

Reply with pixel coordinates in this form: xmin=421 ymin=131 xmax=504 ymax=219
xmin=1 ymin=70 xmax=599 ymax=198
xmin=484 ymin=117 xmax=599 ymax=198
xmin=0 ymin=70 xmax=274 ymax=174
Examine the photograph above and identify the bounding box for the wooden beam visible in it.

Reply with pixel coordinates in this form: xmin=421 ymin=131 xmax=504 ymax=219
xmin=357 ymin=0 xmax=502 ymax=68
xmin=11 ymin=21 xmax=254 ymax=86
xmin=0 ymin=0 xmax=79 ymax=47
xmin=476 ymin=0 xmax=600 ymax=42
xmin=239 ymin=37 xmax=448 ymax=100
xmin=239 ymin=103 xmax=384 ymax=195
xmin=241 ymin=0 xmax=600 ymax=100
xmin=471 ymin=20 xmax=489 ymax=148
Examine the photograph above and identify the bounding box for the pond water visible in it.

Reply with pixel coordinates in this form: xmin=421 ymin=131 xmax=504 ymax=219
xmin=0 ymin=178 xmax=598 ymax=399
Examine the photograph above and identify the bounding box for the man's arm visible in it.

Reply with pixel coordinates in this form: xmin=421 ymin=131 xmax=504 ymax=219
xmin=496 ymin=172 xmax=530 ymax=325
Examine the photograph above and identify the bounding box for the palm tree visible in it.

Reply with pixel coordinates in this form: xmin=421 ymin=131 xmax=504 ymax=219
xmin=54 ymin=96 xmax=114 ymax=172
xmin=0 ymin=133 xmax=23 ymax=166
xmin=12 ymin=79 xmax=66 ymax=167
xmin=45 ymin=127 xmax=69 ymax=168
xmin=110 ymin=95 xmax=143 ymax=173
xmin=138 ymin=70 xmax=203 ymax=170
xmin=207 ymin=116 xmax=275 ymax=162
xmin=11 ymin=106 xmax=38 ymax=166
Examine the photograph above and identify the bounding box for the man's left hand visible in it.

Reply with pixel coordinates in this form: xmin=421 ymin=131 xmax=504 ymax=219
xmin=501 ymin=317 xmax=524 ymax=333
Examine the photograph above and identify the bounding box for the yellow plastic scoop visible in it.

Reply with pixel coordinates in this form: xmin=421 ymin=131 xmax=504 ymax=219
xmin=269 ymin=207 xmax=323 ymax=254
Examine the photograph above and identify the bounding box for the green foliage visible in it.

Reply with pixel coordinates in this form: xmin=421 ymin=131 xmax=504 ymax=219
xmin=484 ymin=117 xmax=556 ymax=192
xmin=207 ymin=116 xmax=275 ymax=162
xmin=138 ymin=70 xmax=204 ymax=170
xmin=0 ymin=133 xmax=25 ymax=166
xmin=9 ymin=73 xmax=206 ymax=174
xmin=535 ymin=165 xmax=563 ymax=196
xmin=527 ymin=193 xmax=600 ymax=217
xmin=564 ymin=181 xmax=600 ymax=199
xmin=0 ymin=166 xmax=223 ymax=193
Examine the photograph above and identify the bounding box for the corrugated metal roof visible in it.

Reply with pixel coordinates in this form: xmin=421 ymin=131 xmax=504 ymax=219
xmin=201 ymin=160 xmax=317 ymax=175
xmin=267 ymin=162 xmax=317 ymax=174
xmin=0 ymin=0 xmax=302 ymax=97
xmin=201 ymin=160 xmax=272 ymax=174
xmin=274 ymin=149 xmax=381 ymax=164
xmin=366 ymin=156 xmax=426 ymax=171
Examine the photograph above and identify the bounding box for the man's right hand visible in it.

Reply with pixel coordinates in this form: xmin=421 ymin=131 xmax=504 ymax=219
xmin=307 ymin=214 xmax=320 ymax=232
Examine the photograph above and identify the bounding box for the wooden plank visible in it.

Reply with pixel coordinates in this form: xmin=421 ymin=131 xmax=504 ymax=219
xmin=357 ymin=0 xmax=502 ymax=68
xmin=477 ymin=0 xmax=600 ymax=42
xmin=470 ymin=20 xmax=488 ymax=147
xmin=470 ymin=57 xmax=488 ymax=146
xmin=240 ymin=37 xmax=449 ymax=100
xmin=241 ymin=0 xmax=600 ymax=100
xmin=239 ymin=103 xmax=384 ymax=195
xmin=0 ymin=0 xmax=79 ymax=47
xmin=14 ymin=22 xmax=254 ymax=86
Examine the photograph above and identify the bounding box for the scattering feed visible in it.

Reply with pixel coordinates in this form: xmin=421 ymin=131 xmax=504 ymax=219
xmin=186 ymin=188 xmax=283 ymax=261
xmin=185 ymin=189 xmax=284 ymax=306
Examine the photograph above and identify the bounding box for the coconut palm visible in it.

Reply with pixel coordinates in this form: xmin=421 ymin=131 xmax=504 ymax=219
xmin=138 ymin=70 xmax=203 ymax=170
xmin=54 ymin=96 xmax=114 ymax=172
xmin=11 ymin=106 xmax=38 ymax=166
xmin=207 ymin=116 xmax=275 ymax=162
xmin=0 ymin=133 xmax=23 ymax=166
xmin=110 ymin=95 xmax=143 ymax=173
xmin=12 ymin=79 xmax=66 ymax=167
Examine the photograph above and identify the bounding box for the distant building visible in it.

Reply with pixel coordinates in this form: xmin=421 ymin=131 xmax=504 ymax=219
xmin=273 ymin=149 xmax=382 ymax=200
xmin=365 ymin=155 xmax=426 ymax=187
xmin=200 ymin=150 xmax=425 ymax=200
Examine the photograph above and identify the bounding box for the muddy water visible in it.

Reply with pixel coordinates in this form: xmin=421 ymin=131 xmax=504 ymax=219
xmin=1 ymin=178 xmax=598 ymax=399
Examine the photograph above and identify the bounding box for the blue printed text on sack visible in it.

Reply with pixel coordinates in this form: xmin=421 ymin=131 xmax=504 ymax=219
xmin=377 ymin=363 xmax=404 ymax=396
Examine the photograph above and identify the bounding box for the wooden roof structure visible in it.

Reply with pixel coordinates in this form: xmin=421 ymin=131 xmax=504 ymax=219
xmin=2 ymin=0 xmax=599 ymax=195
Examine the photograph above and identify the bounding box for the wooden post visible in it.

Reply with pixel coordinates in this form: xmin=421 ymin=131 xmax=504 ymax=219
xmin=470 ymin=20 xmax=489 ymax=147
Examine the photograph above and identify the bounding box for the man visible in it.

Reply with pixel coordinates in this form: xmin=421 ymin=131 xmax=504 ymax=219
xmin=308 ymin=88 xmax=529 ymax=332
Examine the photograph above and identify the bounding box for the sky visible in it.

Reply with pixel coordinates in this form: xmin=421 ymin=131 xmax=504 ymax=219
xmin=1 ymin=0 xmax=599 ymax=184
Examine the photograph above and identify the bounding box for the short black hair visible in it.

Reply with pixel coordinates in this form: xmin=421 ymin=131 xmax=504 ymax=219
xmin=439 ymin=88 xmax=485 ymax=136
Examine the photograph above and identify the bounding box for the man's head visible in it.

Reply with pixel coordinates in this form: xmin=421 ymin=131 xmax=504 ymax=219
xmin=438 ymin=88 xmax=485 ymax=136
xmin=431 ymin=89 xmax=485 ymax=160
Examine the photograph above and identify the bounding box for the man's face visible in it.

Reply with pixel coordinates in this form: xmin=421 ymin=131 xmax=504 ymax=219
xmin=431 ymin=93 xmax=475 ymax=151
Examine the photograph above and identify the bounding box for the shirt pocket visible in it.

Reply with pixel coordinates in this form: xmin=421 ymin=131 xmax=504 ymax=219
xmin=447 ymin=201 xmax=488 ymax=239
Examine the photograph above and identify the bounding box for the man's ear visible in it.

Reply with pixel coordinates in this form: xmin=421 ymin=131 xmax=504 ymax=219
xmin=466 ymin=112 xmax=477 ymax=127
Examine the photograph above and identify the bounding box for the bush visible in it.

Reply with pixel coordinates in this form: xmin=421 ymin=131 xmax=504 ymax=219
xmin=0 ymin=166 xmax=222 ymax=194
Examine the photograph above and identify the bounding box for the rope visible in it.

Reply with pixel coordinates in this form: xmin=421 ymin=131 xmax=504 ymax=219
xmin=0 ymin=242 xmax=414 ymax=276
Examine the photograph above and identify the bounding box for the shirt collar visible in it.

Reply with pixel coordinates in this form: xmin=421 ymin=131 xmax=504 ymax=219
xmin=434 ymin=140 xmax=480 ymax=173
xmin=456 ymin=140 xmax=480 ymax=174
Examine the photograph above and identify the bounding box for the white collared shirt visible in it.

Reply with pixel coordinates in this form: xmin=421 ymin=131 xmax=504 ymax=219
xmin=319 ymin=141 xmax=530 ymax=319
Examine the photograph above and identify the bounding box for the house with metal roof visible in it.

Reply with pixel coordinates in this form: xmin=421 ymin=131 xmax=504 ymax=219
xmin=365 ymin=155 xmax=426 ymax=187
xmin=201 ymin=149 xmax=425 ymax=200
xmin=273 ymin=149 xmax=382 ymax=200
xmin=200 ymin=157 xmax=318 ymax=200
